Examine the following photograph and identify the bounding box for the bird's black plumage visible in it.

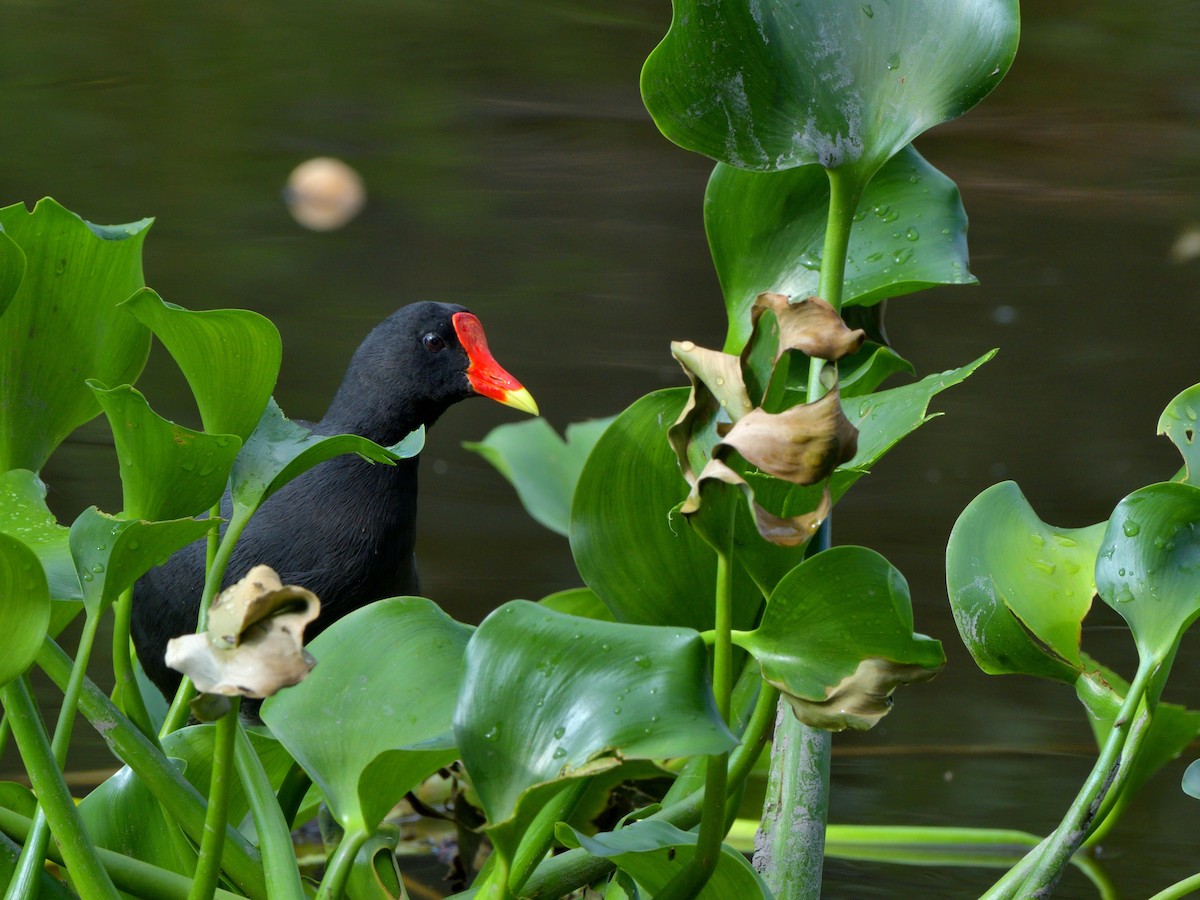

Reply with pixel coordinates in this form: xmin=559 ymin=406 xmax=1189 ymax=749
xmin=131 ymin=301 xmax=532 ymax=699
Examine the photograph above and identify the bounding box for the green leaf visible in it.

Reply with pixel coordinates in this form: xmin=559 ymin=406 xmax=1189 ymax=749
xmin=77 ymin=726 xmax=295 ymax=878
xmin=0 ymin=469 xmax=78 ymax=601
xmin=837 ymin=351 xmax=994 ymax=490
xmin=455 ymin=601 xmax=735 ymax=864
xmin=0 ymin=198 xmax=152 ymax=472
xmin=571 ymin=388 xmax=793 ymax=629
xmin=0 ymin=533 xmax=50 ymax=690
xmin=261 ymin=598 xmax=472 ymax=834
xmin=946 ymin=481 xmax=1105 ymax=683
xmin=1096 ymin=482 xmax=1200 ymax=665
xmin=641 ymin=0 xmax=1019 ymax=179
xmin=736 ymin=546 xmax=944 ymax=731
xmin=707 ymin=146 xmax=976 ymax=351
xmin=538 ymin=587 xmax=616 ymax=622
xmin=558 ymin=820 xmax=772 ymax=899
xmin=89 ymin=381 xmax=242 ymax=521
xmin=1158 ymin=383 xmax=1200 ymax=485
xmin=0 ymin=227 xmax=26 ymax=320
xmin=465 ymin=416 xmax=614 ymax=537
xmin=231 ymin=399 xmax=423 ymax=517
xmin=68 ymin=507 xmax=213 ymax=616
xmin=121 ymin=289 xmax=281 ymax=441
xmin=837 ymin=342 xmax=915 ymax=400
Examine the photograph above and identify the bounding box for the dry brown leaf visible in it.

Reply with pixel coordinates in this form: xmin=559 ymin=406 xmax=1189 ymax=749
xmin=165 ymin=564 xmax=320 ymax=699
xmin=775 ymin=656 xmax=943 ymax=732
xmin=752 ymin=293 xmax=866 ymax=362
xmin=718 ymin=389 xmax=858 ymax=485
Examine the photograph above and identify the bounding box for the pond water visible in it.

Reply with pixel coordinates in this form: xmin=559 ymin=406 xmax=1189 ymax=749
xmin=3 ymin=1 xmax=1200 ymax=897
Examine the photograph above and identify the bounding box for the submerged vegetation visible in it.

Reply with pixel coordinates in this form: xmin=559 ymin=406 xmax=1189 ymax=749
xmin=2 ymin=2 xmax=1200 ymax=899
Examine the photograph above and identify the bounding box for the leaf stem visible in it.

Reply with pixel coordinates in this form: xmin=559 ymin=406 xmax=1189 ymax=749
xmin=0 ymin=805 xmax=245 ymax=900
xmin=8 ymin=609 xmax=106 ymax=899
xmin=36 ymin=637 xmax=268 ymax=900
xmin=1 ymin=677 xmax=121 ymax=900
xmin=112 ymin=586 xmax=156 ymax=739
xmin=188 ymin=700 xmax=240 ymax=900
xmin=984 ymin=659 xmax=1156 ymax=899
xmin=161 ymin=506 xmax=252 ymax=737
xmin=234 ymin=726 xmax=307 ymax=900
xmin=507 ymin=779 xmax=590 ymax=897
xmin=315 ymin=827 xmax=370 ymax=900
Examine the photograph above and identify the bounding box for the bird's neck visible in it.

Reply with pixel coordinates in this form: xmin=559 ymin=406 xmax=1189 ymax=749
xmin=318 ymin=370 xmax=433 ymax=446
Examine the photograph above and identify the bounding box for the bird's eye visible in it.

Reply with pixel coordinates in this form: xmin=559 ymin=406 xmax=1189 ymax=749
xmin=422 ymin=332 xmax=446 ymax=352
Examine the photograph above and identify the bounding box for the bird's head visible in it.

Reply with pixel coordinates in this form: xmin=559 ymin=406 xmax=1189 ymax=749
xmin=328 ymin=301 xmax=537 ymax=442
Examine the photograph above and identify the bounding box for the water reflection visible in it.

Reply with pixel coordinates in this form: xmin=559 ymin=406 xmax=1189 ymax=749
xmin=2 ymin=0 xmax=1199 ymax=896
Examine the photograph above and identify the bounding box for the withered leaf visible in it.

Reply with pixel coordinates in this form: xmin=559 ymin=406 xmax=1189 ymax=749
xmin=717 ymin=388 xmax=858 ymax=485
xmin=165 ymin=564 xmax=320 ymax=699
xmin=682 ymin=458 xmax=831 ymax=547
xmin=775 ymin=656 xmax=942 ymax=732
xmin=752 ymin=293 xmax=866 ymax=363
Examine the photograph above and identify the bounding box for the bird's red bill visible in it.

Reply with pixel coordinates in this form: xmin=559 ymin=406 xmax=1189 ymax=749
xmin=452 ymin=312 xmax=539 ymax=415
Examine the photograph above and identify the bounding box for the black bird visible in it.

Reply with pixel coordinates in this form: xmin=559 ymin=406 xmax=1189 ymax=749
xmin=131 ymin=301 xmax=537 ymax=699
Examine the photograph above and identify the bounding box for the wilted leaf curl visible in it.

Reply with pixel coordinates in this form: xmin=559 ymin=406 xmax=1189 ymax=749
xmin=166 ymin=565 xmax=319 ymax=699
xmin=752 ymin=293 xmax=864 ymax=363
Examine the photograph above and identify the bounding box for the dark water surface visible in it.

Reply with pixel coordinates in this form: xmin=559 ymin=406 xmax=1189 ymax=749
xmin=3 ymin=2 xmax=1200 ymax=897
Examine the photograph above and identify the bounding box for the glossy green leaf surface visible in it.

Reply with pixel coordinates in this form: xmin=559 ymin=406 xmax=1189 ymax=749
xmin=708 ymin=146 xmax=975 ymax=352
xmin=571 ymin=388 xmax=795 ymax=629
xmin=538 ymin=586 xmax=616 ymax=622
xmin=455 ymin=601 xmax=735 ymax=861
xmin=0 ymin=228 xmax=25 ymax=320
xmin=641 ymin=0 xmax=1018 ymax=178
xmin=837 ymin=343 xmax=916 ymax=400
xmin=465 ymin=415 xmax=614 ymax=537
xmin=68 ymin=508 xmax=211 ymax=616
xmin=1158 ymin=383 xmax=1200 ymax=484
xmin=89 ymin=381 xmax=241 ymax=521
xmin=558 ymin=820 xmax=772 ymax=899
xmin=1096 ymin=482 xmax=1200 ymax=663
xmin=122 ymin=289 xmax=281 ymax=441
xmin=231 ymin=399 xmax=423 ymax=516
xmin=262 ymin=598 xmax=472 ymax=833
xmin=77 ymin=726 xmax=295 ymax=878
xmin=737 ymin=546 xmax=944 ymax=731
xmin=946 ymin=481 xmax=1104 ymax=683
xmin=1076 ymin=659 xmax=1200 ymax=808
xmin=0 ymin=533 xmax=50 ymax=690
xmin=0 ymin=469 xmax=78 ymax=601
xmin=573 ymin=355 xmax=990 ymax=630
xmin=0 ymin=198 xmax=152 ymax=472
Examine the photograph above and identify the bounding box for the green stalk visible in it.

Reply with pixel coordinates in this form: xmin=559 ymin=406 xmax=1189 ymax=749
xmin=656 ymin=543 xmax=735 ymax=900
xmin=523 ymin=664 xmax=779 ymax=899
xmin=36 ymin=637 xmax=268 ymax=900
xmin=984 ymin=659 xmax=1155 ymax=900
xmin=275 ymin=759 xmax=314 ymax=832
xmin=507 ymin=779 xmax=590 ymax=897
xmin=7 ymin=610 xmax=104 ymax=900
xmin=0 ymin=806 xmax=244 ymax=900
xmin=761 ymin=163 xmax=863 ymax=899
xmin=0 ymin=677 xmax=121 ymax=900
xmin=315 ymin=827 xmax=371 ymax=900
xmin=111 ymin=586 xmax=155 ymax=739
xmin=188 ymin=701 xmax=240 ymax=900
xmin=1147 ymin=871 xmax=1200 ymax=900
xmin=162 ymin=506 xmax=252 ymax=737
xmin=0 ymin=712 xmax=10 ymax=759
xmin=1015 ymin=660 xmax=1154 ymax=897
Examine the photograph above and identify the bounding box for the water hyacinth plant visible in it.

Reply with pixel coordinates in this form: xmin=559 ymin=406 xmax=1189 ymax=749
xmin=8 ymin=2 xmax=1196 ymax=899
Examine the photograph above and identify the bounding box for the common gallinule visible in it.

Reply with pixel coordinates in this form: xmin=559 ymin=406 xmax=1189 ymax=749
xmin=131 ymin=301 xmax=537 ymax=699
